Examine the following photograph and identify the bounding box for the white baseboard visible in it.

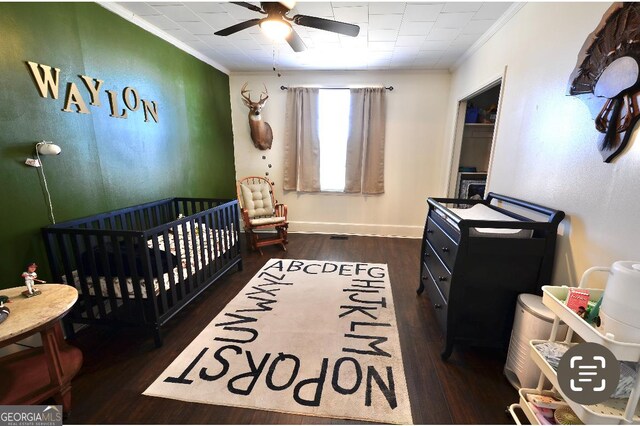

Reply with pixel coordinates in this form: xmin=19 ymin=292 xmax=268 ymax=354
xmin=286 ymin=221 xmax=422 ymax=238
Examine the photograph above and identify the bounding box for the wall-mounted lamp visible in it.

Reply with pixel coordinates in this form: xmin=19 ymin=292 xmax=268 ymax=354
xmin=36 ymin=141 xmax=62 ymax=156
xmin=26 ymin=140 xmax=60 ymax=224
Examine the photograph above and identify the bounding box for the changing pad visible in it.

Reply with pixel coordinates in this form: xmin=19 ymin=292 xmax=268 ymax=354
xmin=443 ymin=204 xmax=534 ymax=238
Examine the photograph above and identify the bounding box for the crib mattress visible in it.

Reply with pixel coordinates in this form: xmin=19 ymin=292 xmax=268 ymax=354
xmin=63 ymin=227 xmax=236 ymax=299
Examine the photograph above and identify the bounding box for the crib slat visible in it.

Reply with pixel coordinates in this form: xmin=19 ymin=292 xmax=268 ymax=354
xmin=181 ymin=221 xmax=194 ymax=294
xmin=72 ymin=233 xmax=108 ymax=320
xmin=160 ymin=228 xmax=177 ymax=308
xmin=57 ymin=232 xmax=95 ymax=321
xmin=149 ymin=234 xmax=169 ymax=315
xmin=203 ymin=211 xmax=214 ymax=278
xmin=171 ymin=223 xmax=186 ymax=302
xmin=83 ymin=234 xmax=118 ymax=318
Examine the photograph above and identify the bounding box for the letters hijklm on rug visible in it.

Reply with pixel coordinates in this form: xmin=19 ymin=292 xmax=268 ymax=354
xmin=144 ymin=259 xmax=413 ymax=424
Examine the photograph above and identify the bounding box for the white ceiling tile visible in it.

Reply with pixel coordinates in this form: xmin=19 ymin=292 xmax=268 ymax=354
xmin=421 ymin=40 xmax=451 ymax=51
xmin=179 ymin=21 xmax=216 ymax=35
xmin=149 ymin=4 xmax=199 ymax=22
xmin=165 ymin=27 xmax=202 ymax=41
xmin=118 ymin=3 xmax=160 ymax=16
xmin=340 ymin=36 xmax=368 ymax=48
xmin=368 ymin=41 xmax=396 ymax=51
xmin=199 ymin=13 xmax=237 ymax=30
xmin=426 ymin=28 xmax=461 ymax=41
xmin=369 ymin=14 xmax=403 ymax=30
xmin=473 ymin=3 xmax=512 ymax=20
xmin=140 ymin=14 xmax=182 ymax=30
xmin=434 ymin=12 xmax=475 ymax=29
xmin=368 ymin=29 xmax=398 ymax=42
xmin=220 ymin=3 xmax=261 ymax=20
xmin=450 ymin=34 xmax=480 ymax=47
xmin=186 ymin=3 xmax=226 ymax=14
xmin=404 ymin=4 xmax=445 ymax=22
xmin=399 ymin=21 xmax=434 ymax=36
xmin=395 ymin=35 xmax=425 ymax=47
xmin=463 ymin=19 xmax=495 ymax=35
xmin=114 ymin=1 xmax=513 ymax=72
xmin=442 ymin=2 xmax=483 ymax=13
xmin=369 ymin=2 xmax=405 ymax=14
xmin=333 ymin=6 xmax=369 ymax=24
xmin=310 ymin=31 xmax=341 ymax=43
xmin=291 ymin=3 xmax=334 ymax=18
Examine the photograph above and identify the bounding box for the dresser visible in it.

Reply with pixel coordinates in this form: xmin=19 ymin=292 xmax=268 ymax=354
xmin=417 ymin=192 xmax=565 ymax=360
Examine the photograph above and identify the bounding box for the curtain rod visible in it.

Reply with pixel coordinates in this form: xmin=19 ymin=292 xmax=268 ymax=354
xmin=280 ymin=85 xmax=393 ymax=91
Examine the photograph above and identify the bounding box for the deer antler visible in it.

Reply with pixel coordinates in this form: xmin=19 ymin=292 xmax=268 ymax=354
xmin=259 ymin=83 xmax=269 ymax=103
xmin=241 ymin=82 xmax=252 ymax=103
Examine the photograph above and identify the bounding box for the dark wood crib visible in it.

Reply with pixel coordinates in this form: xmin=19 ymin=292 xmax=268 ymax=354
xmin=42 ymin=198 xmax=242 ymax=347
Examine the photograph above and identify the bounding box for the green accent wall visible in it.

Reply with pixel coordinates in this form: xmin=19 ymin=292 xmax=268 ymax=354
xmin=0 ymin=3 xmax=236 ymax=289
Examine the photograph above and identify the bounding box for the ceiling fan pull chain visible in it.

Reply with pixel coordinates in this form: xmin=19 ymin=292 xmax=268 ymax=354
xmin=272 ymin=45 xmax=282 ymax=77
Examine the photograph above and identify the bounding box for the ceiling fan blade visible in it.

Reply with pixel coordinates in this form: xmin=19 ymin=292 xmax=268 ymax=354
xmin=286 ymin=28 xmax=306 ymax=52
xmin=215 ymin=18 xmax=261 ymax=36
xmin=230 ymin=2 xmax=264 ymax=13
xmin=292 ymin=14 xmax=360 ymax=37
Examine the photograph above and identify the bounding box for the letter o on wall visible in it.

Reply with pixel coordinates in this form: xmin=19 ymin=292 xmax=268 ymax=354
xmin=123 ymin=86 xmax=140 ymax=111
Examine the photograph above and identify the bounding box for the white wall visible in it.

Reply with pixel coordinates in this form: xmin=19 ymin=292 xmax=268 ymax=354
xmin=446 ymin=2 xmax=640 ymax=286
xmin=230 ymin=70 xmax=451 ymax=238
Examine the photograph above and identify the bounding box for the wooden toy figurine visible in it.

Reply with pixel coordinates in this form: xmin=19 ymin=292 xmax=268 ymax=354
xmin=21 ymin=262 xmax=45 ymax=297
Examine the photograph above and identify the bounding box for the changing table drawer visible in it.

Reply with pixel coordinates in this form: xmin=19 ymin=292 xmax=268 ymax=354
xmin=424 ymin=240 xmax=451 ymax=300
xmin=425 ymin=216 xmax=458 ymax=270
xmin=421 ymin=262 xmax=448 ymax=335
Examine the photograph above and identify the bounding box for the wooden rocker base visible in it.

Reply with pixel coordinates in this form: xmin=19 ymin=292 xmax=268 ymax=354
xmin=247 ymin=225 xmax=288 ymax=255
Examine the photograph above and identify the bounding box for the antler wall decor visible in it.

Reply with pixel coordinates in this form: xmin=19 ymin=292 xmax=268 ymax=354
xmin=567 ymin=2 xmax=640 ymax=163
xmin=241 ymin=83 xmax=273 ymax=150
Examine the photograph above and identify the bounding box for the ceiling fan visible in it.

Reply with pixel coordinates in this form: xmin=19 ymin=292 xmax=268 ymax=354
xmin=214 ymin=2 xmax=361 ymax=52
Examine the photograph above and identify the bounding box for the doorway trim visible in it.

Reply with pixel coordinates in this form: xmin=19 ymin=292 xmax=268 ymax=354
xmin=446 ymin=67 xmax=508 ymax=197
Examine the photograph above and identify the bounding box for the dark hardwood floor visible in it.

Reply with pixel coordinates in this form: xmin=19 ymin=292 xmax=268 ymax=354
xmin=64 ymin=233 xmax=518 ymax=424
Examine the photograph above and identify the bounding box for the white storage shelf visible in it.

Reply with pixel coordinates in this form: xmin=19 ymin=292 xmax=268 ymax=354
xmin=529 ymin=340 xmax=640 ymax=424
xmin=542 ymin=286 xmax=640 ymax=361
xmin=508 ymin=285 xmax=640 ymax=425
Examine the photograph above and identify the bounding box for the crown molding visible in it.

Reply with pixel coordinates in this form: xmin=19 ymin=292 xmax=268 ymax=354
xmin=98 ymin=2 xmax=230 ymax=75
xmin=451 ymin=2 xmax=526 ymax=72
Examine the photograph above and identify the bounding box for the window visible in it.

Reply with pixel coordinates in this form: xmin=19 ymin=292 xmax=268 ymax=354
xmin=283 ymin=87 xmax=385 ymax=194
xmin=318 ymin=89 xmax=351 ymax=192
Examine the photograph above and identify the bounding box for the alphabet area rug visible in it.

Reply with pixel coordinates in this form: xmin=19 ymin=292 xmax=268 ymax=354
xmin=144 ymin=259 xmax=413 ymax=424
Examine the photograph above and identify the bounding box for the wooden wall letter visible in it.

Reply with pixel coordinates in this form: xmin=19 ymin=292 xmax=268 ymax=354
xmin=142 ymin=100 xmax=159 ymax=123
xmin=62 ymin=82 xmax=90 ymax=114
xmin=123 ymin=87 xmax=140 ymax=111
xmin=80 ymin=75 xmax=104 ymax=106
xmin=26 ymin=61 xmax=60 ymax=99
xmin=107 ymin=90 xmax=128 ymax=119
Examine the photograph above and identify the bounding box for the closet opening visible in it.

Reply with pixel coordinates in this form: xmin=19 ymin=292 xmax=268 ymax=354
xmin=448 ymin=80 xmax=503 ymax=203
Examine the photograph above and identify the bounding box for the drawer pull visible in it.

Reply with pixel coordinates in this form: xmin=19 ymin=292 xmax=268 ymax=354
xmin=441 ymin=246 xmax=450 ymax=253
xmin=434 ymin=304 xmax=443 ymax=309
xmin=427 ymin=229 xmax=434 ymax=234
xmin=438 ymin=276 xmax=447 ymax=282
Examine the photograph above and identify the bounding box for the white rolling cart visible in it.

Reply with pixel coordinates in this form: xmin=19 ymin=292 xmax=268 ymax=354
xmin=508 ymin=268 xmax=640 ymax=425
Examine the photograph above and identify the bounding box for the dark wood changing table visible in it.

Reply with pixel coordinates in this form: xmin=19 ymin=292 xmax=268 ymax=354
xmin=417 ymin=192 xmax=565 ymax=360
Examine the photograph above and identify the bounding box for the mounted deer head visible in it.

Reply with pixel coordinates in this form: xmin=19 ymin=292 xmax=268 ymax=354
xmin=241 ymin=83 xmax=273 ymax=150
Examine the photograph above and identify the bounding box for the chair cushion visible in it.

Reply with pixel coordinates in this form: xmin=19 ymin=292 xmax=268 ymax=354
xmin=250 ymin=216 xmax=286 ymax=226
xmin=241 ymin=182 xmax=275 ymax=218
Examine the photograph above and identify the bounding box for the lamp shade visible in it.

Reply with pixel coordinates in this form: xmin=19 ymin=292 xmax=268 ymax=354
xmin=37 ymin=142 xmax=61 ymax=155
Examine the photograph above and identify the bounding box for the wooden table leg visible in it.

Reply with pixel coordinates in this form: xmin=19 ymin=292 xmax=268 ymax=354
xmin=41 ymin=323 xmax=77 ymax=413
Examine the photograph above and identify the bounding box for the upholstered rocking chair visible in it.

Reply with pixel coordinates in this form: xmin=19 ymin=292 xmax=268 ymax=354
xmin=237 ymin=176 xmax=288 ymax=255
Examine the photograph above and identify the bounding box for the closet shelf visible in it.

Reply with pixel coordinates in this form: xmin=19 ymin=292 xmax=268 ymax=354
xmin=529 ymin=339 xmax=640 ymax=424
xmin=542 ymin=285 xmax=640 ymax=361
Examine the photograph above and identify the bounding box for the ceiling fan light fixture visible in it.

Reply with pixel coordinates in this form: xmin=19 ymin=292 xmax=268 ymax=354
xmin=259 ymin=17 xmax=292 ymax=40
